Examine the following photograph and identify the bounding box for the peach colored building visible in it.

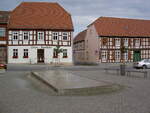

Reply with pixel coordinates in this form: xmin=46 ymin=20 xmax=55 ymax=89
xmin=74 ymin=17 xmax=150 ymax=64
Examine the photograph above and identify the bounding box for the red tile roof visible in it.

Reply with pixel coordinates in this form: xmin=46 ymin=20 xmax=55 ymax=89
xmin=91 ymin=17 xmax=150 ymax=37
xmin=0 ymin=11 xmax=11 ymax=23
xmin=8 ymin=2 xmax=73 ymax=30
xmin=74 ymin=30 xmax=87 ymax=43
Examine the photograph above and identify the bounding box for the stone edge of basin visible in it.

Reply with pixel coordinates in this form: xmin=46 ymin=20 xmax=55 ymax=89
xmin=31 ymin=71 xmax=59 ymax=93
xmin=30 ymin=71 xmax=120 ymax=95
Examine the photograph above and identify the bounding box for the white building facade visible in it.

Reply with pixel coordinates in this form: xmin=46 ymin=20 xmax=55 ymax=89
xmin=8 ymin=30 xmax=73 ymax=64
xmin=7 ymin=2 xmax=74 ymax=64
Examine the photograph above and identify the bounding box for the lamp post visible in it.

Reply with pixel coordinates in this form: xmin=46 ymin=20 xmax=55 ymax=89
xmin=120 ymin=44 xmax=128 ymax=76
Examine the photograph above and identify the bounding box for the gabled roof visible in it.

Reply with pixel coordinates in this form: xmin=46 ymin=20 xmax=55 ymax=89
xmin=74 ymin=30 xmax=87 ymax=43
xmin=91 ymin=17 xmax=150 ymax=37
xmin=8 ymin=2 xmax=73 ymax=30
xmin=0 ymin=11 xmax=11 ymax=24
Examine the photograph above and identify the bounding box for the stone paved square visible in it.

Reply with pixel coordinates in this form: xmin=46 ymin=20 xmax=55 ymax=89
xmin=0 ymin=64 xmax=150 ymax=113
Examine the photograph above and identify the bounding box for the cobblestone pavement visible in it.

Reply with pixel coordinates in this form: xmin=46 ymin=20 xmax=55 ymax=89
xmin=0 ymin=64 xmax=150 ymax=113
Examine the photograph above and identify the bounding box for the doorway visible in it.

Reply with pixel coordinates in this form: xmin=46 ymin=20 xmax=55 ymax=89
xmin=133 ymin=50 xmax=141 ymax=62
xmin=37 ymin=49 xmax=44 ymax=63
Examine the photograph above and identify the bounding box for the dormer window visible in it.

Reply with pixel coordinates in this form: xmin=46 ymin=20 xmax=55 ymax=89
xmin=0 ymin=28 xmax=5 ymax=37
xmin=62 ymin=32 xmax=68 ymax=40
xmin=38 ymin=31 xmax=44 ymax=40
xmin=53 ymin=32 xmax=58 ymax=40
xmin=12 ymin=31 xmax=19 ymax=40
xmin=23 ymin=31 xmax=29 ymax=40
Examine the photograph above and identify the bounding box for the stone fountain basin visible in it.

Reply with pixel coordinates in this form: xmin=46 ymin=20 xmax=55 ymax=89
xmin=31 ymin=70 xmax=120 ymax=95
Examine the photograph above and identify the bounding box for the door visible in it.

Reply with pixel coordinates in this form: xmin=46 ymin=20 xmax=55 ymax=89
xmin=133 ymin=50 xmax=141 ymax=62
xmin=37 ymin=49 xmax=44 ymax=63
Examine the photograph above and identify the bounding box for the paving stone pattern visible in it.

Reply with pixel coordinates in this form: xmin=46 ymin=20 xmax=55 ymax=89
xmin=0 ymin=64 xmax=150 ymax=113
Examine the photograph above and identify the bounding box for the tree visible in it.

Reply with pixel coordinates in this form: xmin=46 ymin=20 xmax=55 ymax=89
xmin=54 ymin=45 xmax=63 ymax=65
xmin=120 ymin=45 xmax=128 ymax=64
xmin=54 ymin=45 xmax=63 ymax=55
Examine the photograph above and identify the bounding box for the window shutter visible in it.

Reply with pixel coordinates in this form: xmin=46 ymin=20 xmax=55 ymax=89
xmin=140 ymin=38 xmax=143 ymax=46
xmin=148 ymin=38 xmax=150 ymax=46
xmin=102 ymin=38 xmax=108 ymax=46
xmin=112 ymin=38 xmax=115 ymax=46
xmin=133 ymin=39 xmax=135 ymax=46
xmin=112 ymin=50 xmax=115 ymax=60
xmin=128 ymin=51 xmax=131 ymax=60
xmin=129 ymin=38 xmax=131 ymax=46
xmin=106 ymin=50 xmax=109 ymax=60
xmin=121 ymin=39 xmax=124 ymax=45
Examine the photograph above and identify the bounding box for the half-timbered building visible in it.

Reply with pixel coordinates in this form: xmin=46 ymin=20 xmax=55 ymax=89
xmin=74 ymin=17 xmax=150 ymax=64
xmin=73 ymin=30 xmax=87 ymax=64
xmin=7 ymin=2 xmax=73 ymax=64
xmin=0 ymin=11 xmax=10 ymax=63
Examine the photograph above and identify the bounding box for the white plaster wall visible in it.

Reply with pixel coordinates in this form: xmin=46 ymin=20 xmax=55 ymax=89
xmin=0 ymin=41 xmax=6 ymax=44
xmin=8 ymin=46 xmax=36 ymax=64
xmin=8 ymin=46 xmax=72 ymax=64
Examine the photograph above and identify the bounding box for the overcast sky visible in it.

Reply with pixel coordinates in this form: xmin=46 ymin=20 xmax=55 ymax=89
xmin=1 ymin=0 xmax=150 ymax=36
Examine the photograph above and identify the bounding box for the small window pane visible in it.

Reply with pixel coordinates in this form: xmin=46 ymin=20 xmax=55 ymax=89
xmin=53 ymin=32 xmax=58 ymax=40
xmin=23 ymin=49 xmax=28 ymax=58
xmin=0 ymin=28 xmax=6 ymax=37
xmin=12 ymin=31 xmax=19 ymax=40
xmin=13 ymin=49 xmax=18 ymax=58
xmin=63 ymin=32 xmax=68 ymax=40
xmin=23 ymin=31 xmax=29 ymax=40
xmin=63 ymin=49 xmax=67 ymax=58
xmin=38 ymin=32 xmax=44 ymax=40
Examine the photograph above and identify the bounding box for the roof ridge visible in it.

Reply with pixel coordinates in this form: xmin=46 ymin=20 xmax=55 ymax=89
xmin=21 ymin=2 xmax=71 ymax=15
xmin=98 ymin=16 xmax=150 ymax=21
xmin=21 ymin=1 xmax=57 ymax=4
xmin=8 ymin=2 xmax=74 ymax=30
xmin=74 ymin=29 xmax=87 ymax=42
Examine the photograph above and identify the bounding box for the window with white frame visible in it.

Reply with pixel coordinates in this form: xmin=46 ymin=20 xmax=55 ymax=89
xmin=23 ymin=31 xmax=29 ymax=40
xmin=115 ymin=38 xmax=120 ymax=47
xmin=135 ymin=39 xmax=140 ymax=47
xmin=115 ymin=50 xmax=120 ymax=61
xmin=124 ymin=38 xmax=128 ymax=46
xmin=12 ymin=31 xmax=19 ymax=40
xmin=13 ymin=49 xmax=18 ymax=58
xmin=62 ymin=32 xmax=68 ymax=40
xmin=63 ymin=49 xmax=67 ymax=58
xmin=23 ymin=49 xmax=28 ymax=58
xmin=53 ymin=32 xmax=58 ymax=40
xmin=101 ymin=51 xmax=107 ymax=61
xmin=0 ymin=28 xmax=5 ymax=37
xmin=37 ymin=31 xmax=44 ymax=40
